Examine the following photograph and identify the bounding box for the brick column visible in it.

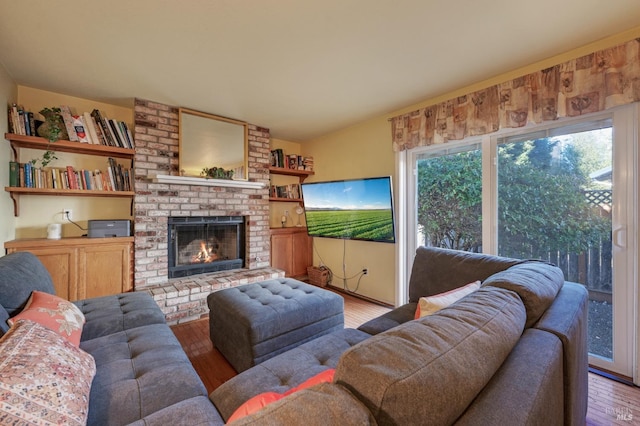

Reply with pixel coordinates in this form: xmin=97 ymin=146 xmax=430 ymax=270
xmin=132 ymin=99 xmax=271 ymax=291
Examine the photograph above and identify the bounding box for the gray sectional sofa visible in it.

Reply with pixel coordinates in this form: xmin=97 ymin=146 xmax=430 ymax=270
xmin=0 ymin=246 xmax=588 ymax=425
xmin=210 ymin=246 xmax=588 ymax=425
xmin=0 ymin=251 xmax=223 ymax=425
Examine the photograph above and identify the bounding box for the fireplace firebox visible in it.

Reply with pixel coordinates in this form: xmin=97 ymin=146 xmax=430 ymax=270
xmin=168 ymin=216 xmax=245 ymax=278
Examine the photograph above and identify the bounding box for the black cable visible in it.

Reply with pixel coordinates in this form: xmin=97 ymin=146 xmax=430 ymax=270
xmin=64 ymin=212 xmax=87 ymax=231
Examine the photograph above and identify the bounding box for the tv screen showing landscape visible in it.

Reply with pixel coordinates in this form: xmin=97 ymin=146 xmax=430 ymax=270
xmin=300 ymin=176 xmax=396 ymax=243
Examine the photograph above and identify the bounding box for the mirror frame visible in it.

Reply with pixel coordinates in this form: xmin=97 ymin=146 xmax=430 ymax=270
xmin=178 ymin=107 xmax=249 ymax=180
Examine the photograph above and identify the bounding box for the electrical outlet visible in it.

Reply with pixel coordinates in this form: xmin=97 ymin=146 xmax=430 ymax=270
xmin=362 ymin=268 xmax=368 ymax=275
xmin=63 ymin=209 xmax=72 ymax=220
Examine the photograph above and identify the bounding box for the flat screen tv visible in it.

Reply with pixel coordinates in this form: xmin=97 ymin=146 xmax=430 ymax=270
xmin=300 ymin=176 xmax=396 ymax=243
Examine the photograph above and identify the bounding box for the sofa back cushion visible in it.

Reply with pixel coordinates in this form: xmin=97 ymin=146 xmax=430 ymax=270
xmin=482 ymin=261 xmax=564 ymax=328
xmin=335 ymin=286 xmax=526 ymax=426
xmin=0 ymin=252 xmax=55 ymax=316
xmin=408 ymin=246 xmax=521 ymax=303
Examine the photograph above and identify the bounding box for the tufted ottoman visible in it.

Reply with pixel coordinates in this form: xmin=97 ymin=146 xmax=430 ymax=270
xmin=207 ymin=278 xmax=344 ymax=372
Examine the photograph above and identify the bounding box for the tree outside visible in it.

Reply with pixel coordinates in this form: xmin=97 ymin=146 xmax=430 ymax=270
xmin=416 ymin=127 xmax=613 ymax=358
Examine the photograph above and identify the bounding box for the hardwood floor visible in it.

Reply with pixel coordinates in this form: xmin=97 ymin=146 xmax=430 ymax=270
xmin=171 ymin=290 xmax=640 ymax=425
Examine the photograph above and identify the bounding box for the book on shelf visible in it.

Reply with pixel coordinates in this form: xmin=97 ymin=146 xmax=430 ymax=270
xmin=9 ymin=161 xmax=18 ymax=187
xmin=72 ymin=115 xmax=90 ymax=143
xmin=82 ymin=112 xmax=101 ymax=145
xmin=269 ymin=148 xmax=313 ymax=171
xmin=7 ymin=160 xmax=132 ymax=192
xmin=7 ymin=104 xmax=38 ymax=136
xmin=59 ymin=105 xmax=79 ymax=141
xmin=91 ymin=109 xmax=115 ymax=147
xmin=270 ymin=183 xmax=301 ymax=199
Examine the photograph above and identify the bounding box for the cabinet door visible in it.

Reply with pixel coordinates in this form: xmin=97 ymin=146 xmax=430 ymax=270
xmin=78 ymin=242 xmax=132 ymax=299
xmin=291 ymin=231 xmax=312 ymax=277
xmin=271 ymin=233 xmax=293 ymax=275
xmin=6 ymin=247 xmax=77 ymax=301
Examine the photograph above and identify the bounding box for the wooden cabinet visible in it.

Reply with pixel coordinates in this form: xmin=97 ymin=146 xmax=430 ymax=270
xmin=270 ymin=227 xmax=312 ymax=278
xmin=4 ymin=133 xmax=135 ymax=216
xmin=5 ymin=237 xmax=134 ymax=301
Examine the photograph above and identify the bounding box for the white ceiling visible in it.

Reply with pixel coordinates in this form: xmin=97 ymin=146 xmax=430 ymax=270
xmin=1 ymin=1 xmax=639 ymax=142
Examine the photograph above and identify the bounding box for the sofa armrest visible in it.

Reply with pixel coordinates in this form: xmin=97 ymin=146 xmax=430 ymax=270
xmin=533 ymin=281 xmax=588 ymax=426
xmin=357 ymin=303 xmax=416 ymax=335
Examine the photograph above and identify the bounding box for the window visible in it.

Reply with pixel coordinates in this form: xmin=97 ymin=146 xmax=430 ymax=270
xmin=404 ymin=105 xmax=638 ymax=378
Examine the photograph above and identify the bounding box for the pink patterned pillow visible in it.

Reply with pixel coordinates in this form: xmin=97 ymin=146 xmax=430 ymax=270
xmin=0 ymin=320 xmax=96 ymax=425
xmin=8 ymin=291 xmax=85 ymax=346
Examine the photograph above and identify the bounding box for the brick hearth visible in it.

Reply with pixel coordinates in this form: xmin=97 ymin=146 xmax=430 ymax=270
xmin=132 ymin=99 xmax=275 ymax=323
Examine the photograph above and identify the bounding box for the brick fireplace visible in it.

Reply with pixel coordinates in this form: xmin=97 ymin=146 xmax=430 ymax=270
xmin=132 ymin=99 xmax=281 ymax=323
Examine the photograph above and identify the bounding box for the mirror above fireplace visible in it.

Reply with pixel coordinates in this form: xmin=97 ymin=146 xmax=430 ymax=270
xmin=179 ymin=108 xmax=248 ymax=180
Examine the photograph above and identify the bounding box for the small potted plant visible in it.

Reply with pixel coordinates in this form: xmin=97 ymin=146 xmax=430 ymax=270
xmin=33 ymin=107 xmax=67 ymax=167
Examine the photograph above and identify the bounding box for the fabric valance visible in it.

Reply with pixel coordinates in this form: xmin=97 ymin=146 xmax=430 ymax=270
xmin=391 ymin=39 xmax=640 ymax=151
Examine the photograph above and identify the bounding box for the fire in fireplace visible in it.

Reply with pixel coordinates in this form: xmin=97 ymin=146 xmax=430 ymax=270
xmin=168 ymin=216 xmax=245 ymax=278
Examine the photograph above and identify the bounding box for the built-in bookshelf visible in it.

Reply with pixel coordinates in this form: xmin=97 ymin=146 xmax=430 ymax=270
xmin=269 ymin=166 xmax=314 ymax=203
xmin=4 ymin=133 xmax=135 ymax=216
xmin=269 ymin=148 xmax=314 ymax=203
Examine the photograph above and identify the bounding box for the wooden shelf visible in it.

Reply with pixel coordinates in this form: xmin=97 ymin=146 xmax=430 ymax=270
xmin=5 ymin=133 xmax=135 ymax=160
xmin=5 ymin=187 xmax=134 ymax=197
xmin=5 ymin=133 xmax=136 ymax=216
xmin=269 ymin=197 xmax=304 ymax=203
xmin=269 ymin=166 xmax=314 ymax=182
xmin=4 ymin=187 xmax=134 ymax=217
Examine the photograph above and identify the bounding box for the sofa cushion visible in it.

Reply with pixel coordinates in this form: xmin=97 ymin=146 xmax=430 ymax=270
xmin=335 ymin=286 xmax=526 ymax=425
xmin=408 ymin=246 xmax=521 ymax=302
xmin=0 ymin=320 xmax=96 ymax=426
xmin=227 ymin=369 xmax=336 ymax=422
xmin=229 ymin=383 xmax=377 ymax=426
xmin=80 ymin=323 xmax=208 ymax=425
xmin=210 ymin=327 xmax=370 ymax=421
xmin=482 ymin=261 xmax=564 ymax=328
xmin=414 ymin=280 xmax=480 ymax=319
xmin=125 ymin=396 xmax=224 ymax=426
xmin=0 ymin=251 xmax=55 ymax=316
xmin=74 ymin=291 xmax=166 ymax=341
xmin=8 ymin=291 xmax=85 ymax=346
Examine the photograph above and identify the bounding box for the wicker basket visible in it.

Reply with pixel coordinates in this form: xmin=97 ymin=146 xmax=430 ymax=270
xmin=307 ymin=266 xmax=330 ymax=287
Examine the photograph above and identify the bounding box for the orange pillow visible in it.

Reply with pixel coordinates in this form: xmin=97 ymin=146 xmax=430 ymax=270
xmin=8 ymin=291 xmax=85 ymax=346
xmin=414 ymin=281 xmax=481 ymax=319
xmin=227 ymin=369 xmax=335 ymax=423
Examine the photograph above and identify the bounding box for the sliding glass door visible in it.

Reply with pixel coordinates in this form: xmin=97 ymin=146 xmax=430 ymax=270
xmin=407 ymin=106 xmax=637 ymax=378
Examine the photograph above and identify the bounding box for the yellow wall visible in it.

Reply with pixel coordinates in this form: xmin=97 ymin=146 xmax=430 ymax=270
xmin=302 ymin=118 xmax=396 ymax=304
xmin=303 ymin=26 xmax=640 ymax=306
xmin=0 ymin=65 xmax=17 ymax=248
xmin=269 ymin=138 xmax=306 ymax=228
xmin=10 ymin=87 xmax=133 ymax=239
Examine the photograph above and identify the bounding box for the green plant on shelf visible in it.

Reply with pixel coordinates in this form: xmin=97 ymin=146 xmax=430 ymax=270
xmin=32 ymin=107 xmax=66 ymax=167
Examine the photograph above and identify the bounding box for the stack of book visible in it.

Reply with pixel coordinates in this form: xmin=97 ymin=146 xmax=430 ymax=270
xmin=6 ymin=104 xmax=134 ymax=149
xmin=61 ymin=106 xmax=134 ymax=149
xmin=7 ymin=104 xmax=36 ymax=136
xmin=269 ymin=149 xmax=313 ymax=171
xmin=270 ymin=183 xmax=302 ymax=199
xmin=8 ymin=157 xmax=133 ymax=192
